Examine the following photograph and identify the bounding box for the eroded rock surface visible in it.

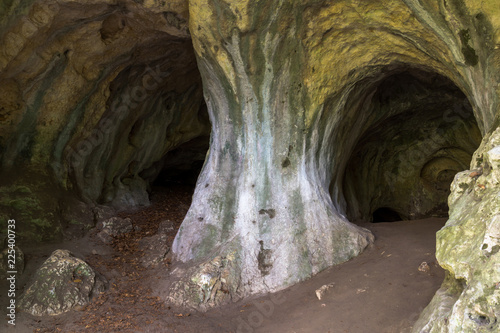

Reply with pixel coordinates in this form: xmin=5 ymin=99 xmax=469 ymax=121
xmin=168 ymin=254 xmax=240 ymax=311
xmin=413 ymin=128 xmax=500 ymax=332
xmin=19 ymin=249 xmax=107 ymax=316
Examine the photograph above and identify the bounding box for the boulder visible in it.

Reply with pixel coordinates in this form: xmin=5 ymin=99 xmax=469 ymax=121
xmin=19 ymin=249 xmax=107 ymax=316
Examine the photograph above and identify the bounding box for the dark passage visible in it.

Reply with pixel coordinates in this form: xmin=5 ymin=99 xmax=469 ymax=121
xmin=150 ymin=135 xmax=210 ymax=187
xmin=372 ymin=207 xmax=403 ymax=223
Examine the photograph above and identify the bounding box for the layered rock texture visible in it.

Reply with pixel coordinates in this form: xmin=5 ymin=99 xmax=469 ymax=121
xmin=1 ymin=0 xmax=500 ymax=331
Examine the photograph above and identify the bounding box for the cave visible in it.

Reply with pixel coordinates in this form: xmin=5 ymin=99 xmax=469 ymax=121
xmin=340 ymin=68 xmax=481 ymax=223
xmin=1 ymin=1 xmax=500 ymax=332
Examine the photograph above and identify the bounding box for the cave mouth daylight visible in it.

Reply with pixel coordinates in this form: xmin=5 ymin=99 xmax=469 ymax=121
xmin=341 ymin=67 xmax=482 ymax=224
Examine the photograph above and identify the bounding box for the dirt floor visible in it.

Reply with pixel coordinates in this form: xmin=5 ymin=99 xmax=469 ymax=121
xmin=1 ymin=184 xmax=446 ymax=333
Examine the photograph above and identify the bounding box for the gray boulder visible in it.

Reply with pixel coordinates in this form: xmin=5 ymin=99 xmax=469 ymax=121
xmin=19 ymin=249 xmax=107 ymax=316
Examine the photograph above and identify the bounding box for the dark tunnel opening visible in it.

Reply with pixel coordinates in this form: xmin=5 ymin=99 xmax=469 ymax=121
xmin=139 ymin=101 xmax=211 ymax=205
xmin=372 ymin=207 xmax=403 ymax=223
xmin=148 ymin=134 xmax=210 ymax=189
xmin=341 ymin=67 xmax=482 ymax=223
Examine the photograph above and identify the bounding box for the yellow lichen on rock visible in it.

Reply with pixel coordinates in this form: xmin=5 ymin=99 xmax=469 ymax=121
xmin=301 ymin=0 xmax=452 ymax=126
xmin=221 ymin=0 xmax=251 ymax=32
xmin=189 ymin=0 xmax=239 ymax=94
xmin=465 ymin=0 xmax=500 ymax=46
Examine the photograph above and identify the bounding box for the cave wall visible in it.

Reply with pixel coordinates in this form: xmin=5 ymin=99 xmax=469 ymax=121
xmin=0 ymin=0 xmax=209 ymax=241
xmin=1 ymin=0 xmax=500 ymax=331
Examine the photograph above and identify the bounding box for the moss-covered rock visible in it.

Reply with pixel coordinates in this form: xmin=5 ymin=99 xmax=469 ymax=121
xmin=168 ymin=249 xmax=241 ymax=311
xmin=18 ymin=249 xmax=107 ymax=316
xmin=95 ymin=216 xmax=133 ymax=244
xmin=414 ymin=129 xmax=500 ymax=332
xmin=0 ymin=181 xmax=61 ymax=243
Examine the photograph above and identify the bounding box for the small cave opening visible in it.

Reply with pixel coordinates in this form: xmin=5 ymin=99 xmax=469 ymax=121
xmin=136 ymin=100 xmax=211 ymax=208
xmin=341 ymin=67 xmax=482 ymax=223
xmin=147 ymin=134 xmax=210 ymax=191
xmin=372 ymin=207 xmax=403 ymax=223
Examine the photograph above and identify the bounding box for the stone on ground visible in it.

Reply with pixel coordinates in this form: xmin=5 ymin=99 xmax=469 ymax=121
xmin=19 ymin=249 xmax=107 ymax=316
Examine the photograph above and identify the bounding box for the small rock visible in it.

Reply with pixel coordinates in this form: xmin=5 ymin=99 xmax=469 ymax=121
xmin=315 ymin=283 xmax=335 ymax=300
xmin=97 ymin=216 xmax=133 ymax=234
xmin=96 ymin=217 xmax=133 ymax=244
xmin=418 ymin=261 xmax=430 ymax=273
xmin=93 ymin=205 xmax=116 ymax=224
xmin=18 ymin=249 xmax=107 ymax=316
xmin=97 ymin=231 xmax=113 ymax=244
xmin=167 ymin=255 xmax=236 ymax=311
xmin=139 ymin=234 xmax=170 ymax=268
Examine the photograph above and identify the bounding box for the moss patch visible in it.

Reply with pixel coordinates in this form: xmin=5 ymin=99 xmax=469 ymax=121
xmin=459 ymin=29 xmax=479 ymax=66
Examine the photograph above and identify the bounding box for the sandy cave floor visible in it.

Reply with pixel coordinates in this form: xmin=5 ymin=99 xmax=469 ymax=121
xmin=1 ymin=184 xmax=446 ymax=333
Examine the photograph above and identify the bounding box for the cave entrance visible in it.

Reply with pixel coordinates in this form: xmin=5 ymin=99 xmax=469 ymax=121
xmin=83 ymin=32 xmax=212 ymax=214
xmin=342 ymin=67 xmax=482 ymax=223
xmin=137 ymin=133 xmax=210 ymax=230
xmin=142 ymin=100 xmax=211 ymax=205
